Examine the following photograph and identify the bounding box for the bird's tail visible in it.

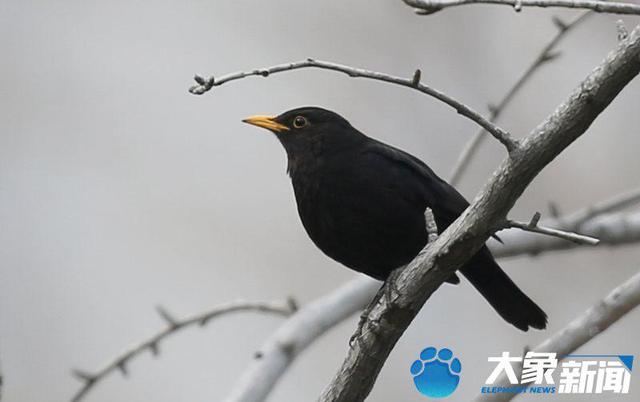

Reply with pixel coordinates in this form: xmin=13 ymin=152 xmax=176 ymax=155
xmin=460 ymin=246 xmax=547 ymax=331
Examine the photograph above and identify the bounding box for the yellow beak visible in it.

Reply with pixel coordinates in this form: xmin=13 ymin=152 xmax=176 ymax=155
xmin=242 ymin=115 xmax=290 ymax=132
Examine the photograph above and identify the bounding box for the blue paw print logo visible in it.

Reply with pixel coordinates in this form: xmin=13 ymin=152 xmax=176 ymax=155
xmin=410 ymin=347 xmax=461 ymax=398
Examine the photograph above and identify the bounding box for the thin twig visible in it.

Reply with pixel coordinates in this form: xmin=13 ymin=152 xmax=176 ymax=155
xmin=474 ymin=269 xmax=640 ymax=402
xmin=189 ymin=58 xmax=519 ymax=151
xmin=70 ymin=299 xmax=297 ymax=402
xmin=494 ymin=211 xmax=640 ymax=257
xmin=502 ymin=212 xmax=600 ymax=245
xmin=403 ymin=0 xmax=640 ymax=16
xmin=449 ymin=12 xmax=591 ymax=185
xmin=493 ymin=187 xmax=640 ymax=257
xmin=567 ymin=186 xmax=640 ymax=226
xmin=495 ymin=187 xmax=640 ymax=256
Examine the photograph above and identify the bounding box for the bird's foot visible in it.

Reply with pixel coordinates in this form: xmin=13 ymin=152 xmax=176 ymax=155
xmin=384 ymin=268 xmax=403 ymax=304
xmin=349 ymin=282 xmax=388 ymax=349
xmin=349 ymin=306 xmax=371 ymax=348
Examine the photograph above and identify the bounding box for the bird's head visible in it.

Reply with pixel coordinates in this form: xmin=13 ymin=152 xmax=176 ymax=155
xmin=242 ymin=107 xmax=365 ymax=168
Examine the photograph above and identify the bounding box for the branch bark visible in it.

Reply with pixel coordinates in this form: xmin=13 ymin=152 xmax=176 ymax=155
xmin=189 ymin=59 xmax=518 ymax=151
xmin=403 ymin=0 xmax=640 ymax=15
xmin=318 ymin=24 xmax=640 ymax=402
xmin=474 ymin=269 xmax=640 ymax=402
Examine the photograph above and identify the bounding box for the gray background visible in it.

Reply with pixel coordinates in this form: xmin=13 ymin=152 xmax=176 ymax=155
xmin=1 ymin=1 xmax=639 ymax=401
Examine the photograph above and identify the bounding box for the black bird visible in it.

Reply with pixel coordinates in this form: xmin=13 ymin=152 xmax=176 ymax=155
xmin=243 ymin=107 xmax=547 ymax=331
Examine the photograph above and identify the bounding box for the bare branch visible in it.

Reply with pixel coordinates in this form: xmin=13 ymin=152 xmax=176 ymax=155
xmin=494 ymin=210 xmax=640 ymax=258
xmin=449 ymin=12 xmax=591 ymax=185
xmin=70 ymin=299 xmax=296 ymax=402
xmin=318 ymin=24 xmax=640 ymax=402
xmin=568 ymin=187 xmax=640 ymax=226
xmin=222 ymin=280 xmax=378 ymax=402
xmin=502 ymin=212 xmax=600 ymax=245
xmin=189 ymin=58 xmax=518 ymax=151
xmin=494 ymin=186 xmax=640 ymax=257
xmin=474 ymin=269 xmax=640 ymax=402
xmin=403 ymin=0 xmax=640 ymax=16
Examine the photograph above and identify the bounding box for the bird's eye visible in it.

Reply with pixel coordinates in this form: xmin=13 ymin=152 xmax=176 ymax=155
xmin=293 ymin=116 xmax=308 ymax=128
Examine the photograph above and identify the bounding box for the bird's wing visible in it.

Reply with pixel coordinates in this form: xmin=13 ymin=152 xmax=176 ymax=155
xmin=362 ymin=141 xmax=470 ymax=229
xmin=362 ymin=141 xmax=504 ymax=244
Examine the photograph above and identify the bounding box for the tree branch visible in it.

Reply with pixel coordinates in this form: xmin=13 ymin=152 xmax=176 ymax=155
xmin=189 ymin=59 xmax=518 ymax=151
xmin=474 ymin=269 xmax=640 ymax=402
xmin=70 ymin=299 xmax=297 ymax=402
xmin=403 ymin=0 xmax=640 ymax=16
xmin=318 ymin=24 xmax=640 ymax=402
xmin=494 ymin=210 xmax=640 ymax=257
xmin=493 ymin=187 xmax=640 ymax=257
xmin=502 ymin=212 xmax=600 ymax=245
xmin=449 ymin=12 xmax=591 ymax=185
xmin=568 ymin=186 xmax=640 ymax=226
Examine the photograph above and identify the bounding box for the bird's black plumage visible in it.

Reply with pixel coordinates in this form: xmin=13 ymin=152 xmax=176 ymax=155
xmin=243 ymin=107 xmax=547 ymax=331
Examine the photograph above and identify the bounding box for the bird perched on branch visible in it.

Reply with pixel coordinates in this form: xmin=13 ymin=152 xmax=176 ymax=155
xmin=243 ymin=107 xmax=547 ymax=331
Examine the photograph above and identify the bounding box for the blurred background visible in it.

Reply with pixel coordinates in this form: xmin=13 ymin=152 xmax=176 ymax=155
xmin=1 ymin=1 xmax=639 ymax=401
